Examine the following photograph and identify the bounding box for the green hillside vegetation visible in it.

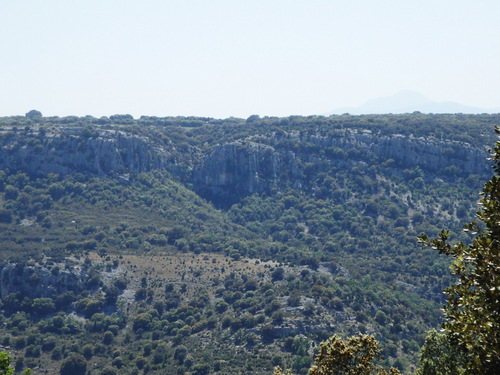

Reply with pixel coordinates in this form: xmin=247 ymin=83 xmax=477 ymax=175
xmin=0 ymin=113 xmax=498 ymax=374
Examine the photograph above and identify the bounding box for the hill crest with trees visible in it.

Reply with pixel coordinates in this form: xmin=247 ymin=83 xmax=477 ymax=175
xmin=0 ymin=112 xmax=498 ymax=374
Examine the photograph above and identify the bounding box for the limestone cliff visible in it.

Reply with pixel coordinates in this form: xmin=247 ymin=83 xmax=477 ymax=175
xmin=193 ymin=129 xmax=490 ymax=203
xmin=193 ymin=141 xmax=301 ymax=204
xmin=0 ymin=261 xmax=87 ymax=299
xmin=297 ymin=129 xmax=489 ymax=174
xmin=0 ymin=128 xmax=170 ymax=177
xmin=0 ymin=125 xmax=491 ymax=205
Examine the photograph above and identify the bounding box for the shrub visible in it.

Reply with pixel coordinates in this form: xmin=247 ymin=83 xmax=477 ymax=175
xmin=112 ymin=357 xmax=123 ymax=369
xmin=103 ymin=331 xmax=114 ymax=345
xmin=101 ymin=368 xmax=117 ymax=375
xmin=60 ymin=353 xmax=86 ymax=375
xmin=0 ymin=209 xmax=12 ymax=223
xmin=82 ymin=344 xmax=93 ymax=359
xmin=133 ymin=313 xmax=152 ymax=332
xmin=135 ymin=356 xmax=146 ymax=369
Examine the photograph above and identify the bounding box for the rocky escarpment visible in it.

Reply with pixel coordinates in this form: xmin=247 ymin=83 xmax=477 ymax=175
xmin=0 ymin=125 xmax=492 ymax=206
xmin=193 ymin=141 xmax=302 ymax=205
xmin=0 ymin=261 xmax=87 ymax=299
xmin=292 ymin=129 xmax=490 ymax=175
xmin=0 ymin=128 xmax=170 ymax=177
xmin=194 ymin=129 xmax=490 ymax=204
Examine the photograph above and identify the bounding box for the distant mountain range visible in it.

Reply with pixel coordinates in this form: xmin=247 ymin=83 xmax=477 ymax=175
xmin=329 ymin=90 xmax=500 ymax=115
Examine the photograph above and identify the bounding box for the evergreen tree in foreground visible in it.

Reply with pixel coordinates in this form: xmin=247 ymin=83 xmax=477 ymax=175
xmin=274 ymin=334 xmax=401 ymax=375
xmin=419 ymin=127 xmax=500 ymax=374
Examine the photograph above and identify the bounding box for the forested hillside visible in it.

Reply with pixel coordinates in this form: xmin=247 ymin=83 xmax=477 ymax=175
xmin=0 ymin=112 xmax=497 ymax=374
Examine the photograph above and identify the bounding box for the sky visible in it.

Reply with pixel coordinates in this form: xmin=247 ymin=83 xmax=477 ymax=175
xmin=1 ymin=0 xmax=499 ymax=119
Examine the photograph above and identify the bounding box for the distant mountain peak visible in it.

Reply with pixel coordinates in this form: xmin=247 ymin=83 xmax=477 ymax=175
xmin=387 ymin=90 xmax=433 ymax=103
xmin=329 ymin=91 xmax=498 ymax=115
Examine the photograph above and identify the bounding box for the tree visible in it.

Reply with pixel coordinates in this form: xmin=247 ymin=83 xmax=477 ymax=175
xmin=25 ymin=110 xmax=42 ymax=119
xmin=0 ymin=209 xmax=12 ymax=223
xmin=274 ymin=334 xmax=400 ymax=375
xmin=419 ymin=128 xmax=500 ymax=374
xmin=174 ymin=345 xmax=187 ymax=364
xmin=31 ymin=298 xmax=56 ymax=315
xmin=133 ymin=312 xmax=152 ymax=332
xmin=82 ymin=344 xmax=94 ymax=360
xmin=103 ymin=330 xmax=114 ymax=345
xmin=4 ymin=185 xmax=19 ymax=200
xmin=416 ymin=330 xmax=464 ymax=375
xmin=192 ymin=363 xmax=211 ymax=375
xmin=104 ymin=285 xmax=120 ymax=305
xmin=60 ymin=353 xmax=86 ymax=375
xmin=48 ymin=183 xmax=65 ymax=200
xmin=271 ymin=267 xmax=285 ymax=281
xmin=0 ymin=351 xmax=30 ymax=375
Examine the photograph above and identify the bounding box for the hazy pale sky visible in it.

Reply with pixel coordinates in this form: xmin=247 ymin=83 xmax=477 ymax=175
xmin=1 ymin=0 xmax=499 ymax=118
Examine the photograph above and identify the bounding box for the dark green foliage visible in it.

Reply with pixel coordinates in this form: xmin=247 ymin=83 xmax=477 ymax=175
xmin=31 ymin=298 xmax=55 ymax=316
xmin=416 ymin=330 xmax=464 ymax=375
xmin=14 ymin=357 xmax=24 ymax=373
xmin=419 ymin=129 xmax=500 ymax=373
xmin=275 ymin=334 xmax=400 ymax=375
xmin=0 ymin=209 xmax=12 ymax=223
xmin=103 ymin=331 xmax=114 ymax=345
xmin=51 ymin=347 xmax=62 ymax=360
xmin=100 ymin=368 xmax=117 ymax=375
xmin=59 ymin=354 xmax=86 ymax=375
xmin=104 ymin=285 xmax=120 ymax=305
xmin=111 ymin=356 xmax=123 ymax=368
xmin=25 ymin=110 xmax=42 ymax=119
xmin=271 ymin=267 xmax=285 ymax=281
xmin=192 ymin=363 xmax=211 ymax=375
xmin=174 ymin=346 xmax=187 ymax=364
xmin=24 ymin=345 xmax=41 ymax=358
xmin=0 ymin=113 xmax=497 ymax=374
xmin=133 ymin=313 xmax=152 ymax=332
xmin=0 ymin=351 xmax=13 ymax=375
xmin=4 ymin=185 xmax=19 ymax=200
xmin=0 ymin=350 xmax=30 ymax=375
xmin=135 ymin=356 xmax=146 ymax=369
xmin=113 ymin=278 xmax=127 ymax=290
xmin=76 ymin=298 xmax=104 ymax=318
xmin=135 ymin=288 xmax=148 ymax=301
xmin=82 ymin=344 xmax=93 ymax=360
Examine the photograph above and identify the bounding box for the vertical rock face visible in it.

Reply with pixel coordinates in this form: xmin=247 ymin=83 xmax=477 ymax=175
xmin=0 ymin=130 xmax=169 ymax=177
xmin=193 ymin=130 xmax=490 ymax=205
xmin=0 ymin=263 xmax=86 ymax=298
xmin=193 ymin=141 xmax=300 ymax=205
xmin=0 ymin=125 xmax=491 ymax=205
xmin=300 ymin=130 xmax=489 ymax=175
